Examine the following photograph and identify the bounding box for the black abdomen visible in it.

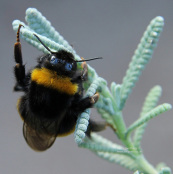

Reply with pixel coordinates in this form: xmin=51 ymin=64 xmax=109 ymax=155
xmin=29 ymin=82 xmax=73 ymax=119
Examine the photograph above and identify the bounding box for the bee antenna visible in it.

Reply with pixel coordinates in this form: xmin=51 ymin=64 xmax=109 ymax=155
xmin=75 ymin=57 xmax=103 ymax=62
xmin=33 ymin=34 xmax=56 ymax=54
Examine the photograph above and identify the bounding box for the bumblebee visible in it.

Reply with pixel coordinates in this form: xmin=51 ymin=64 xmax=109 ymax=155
xmin=13 ymin=25 xmax=106 ymax=151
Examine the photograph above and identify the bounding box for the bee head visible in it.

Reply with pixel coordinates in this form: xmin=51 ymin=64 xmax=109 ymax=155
xmin=38 ymin=50 xmax=77 ymax=77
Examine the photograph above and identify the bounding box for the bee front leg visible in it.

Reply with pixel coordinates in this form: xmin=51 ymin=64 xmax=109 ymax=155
xmin=71 ymin=58 xmax=88 ymax=83
xmin=14 ymin=25 xmax=28 ymax=91
xmin=81 ymin=57 xmax=88 ymax=81
xmin=72 ymin=93 xmax=99 ymax=113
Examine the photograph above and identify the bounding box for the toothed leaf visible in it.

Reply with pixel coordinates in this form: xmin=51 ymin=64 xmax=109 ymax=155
xmin=126 ymin=103 xmax=171 ymax=138
xmin=96 ymin=151 xmax=140 ymax=171
xmin=25 ymin=8 xmax=75 ymax=53
xmin=82 ymin=133 xmax=140 ymax=171
xmin=120 ymin=17 xmax=164 ymax=110
xmin=133 ymin=86 xmax=162 ymax=149
xmin=111 ymin=82 xmax=121 ymax=109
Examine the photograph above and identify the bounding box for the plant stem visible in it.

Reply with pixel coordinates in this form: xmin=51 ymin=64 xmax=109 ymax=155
xmin=136 ymin=155 xmax=158 ymax=174
xmin=110 ymin=93 xmax=158 ymax=173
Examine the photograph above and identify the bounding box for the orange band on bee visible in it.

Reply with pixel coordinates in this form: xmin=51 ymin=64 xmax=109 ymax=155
xmin=31 ymin=68 xmax=78 ymax=95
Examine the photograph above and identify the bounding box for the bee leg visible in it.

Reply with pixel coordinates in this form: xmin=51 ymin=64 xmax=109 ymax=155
xmin=90 ymin=92 xmax=99 ymax=104
xmin=72 ymin=93 xmax=99 ymax=113
xmin=14 ymin=25 xmax=27 ymax=91
xmin=86 ymin=121 xmax=116 ymax=137
xmin=81 ymin=57 xmax=88 ymax=81
xmin=86 ymin=120 xmax=107 ymax=137
xmin=80 ymin=92 xmax=99 ymax=111
xmin=70 ymin=57 xmax=88 ymax=83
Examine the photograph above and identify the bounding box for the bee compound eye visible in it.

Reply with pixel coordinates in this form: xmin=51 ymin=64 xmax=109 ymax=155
xmin=65 ymin=62 xmax=73 ymax=71
xmin=50 ymin=55 xmax=59 ymax=65
xmin=50 ymin=55 xmax=55 ymax=61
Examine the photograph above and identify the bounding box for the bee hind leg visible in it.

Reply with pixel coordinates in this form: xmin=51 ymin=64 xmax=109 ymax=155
xmin=86 ymin=120 xmax=107 ymax=137
xmin=86 ymin=120 xmax=117 ymax=137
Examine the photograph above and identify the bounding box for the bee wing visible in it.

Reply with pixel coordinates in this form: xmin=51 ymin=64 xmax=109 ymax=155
xmin=23 ymin=122 xmax=56 ymax=151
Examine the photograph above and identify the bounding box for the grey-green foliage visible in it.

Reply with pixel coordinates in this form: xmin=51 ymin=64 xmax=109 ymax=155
xmin=120 ymin=17 xmax=164 ymax=110
xmin=133 ymin=86 xmax=162 ymax=149
xmin=12 ymin=8 xmax=172 ymax=174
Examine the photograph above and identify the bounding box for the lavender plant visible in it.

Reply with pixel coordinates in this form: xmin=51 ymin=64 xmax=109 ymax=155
xmin=12 ymin=8 xmax=172 ymax=174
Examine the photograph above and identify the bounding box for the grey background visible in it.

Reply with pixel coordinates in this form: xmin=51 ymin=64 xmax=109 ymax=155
xmin=1 ymin=0 xmax=173 ymax=173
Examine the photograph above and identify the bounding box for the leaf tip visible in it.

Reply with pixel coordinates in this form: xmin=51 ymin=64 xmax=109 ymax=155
xmin=26 ymin=7 xmax=38 ymax=15
xmin=154 ymin=85 xmax=162 ymax=91
xmin=156 ymin=16 xmax=164 ymax=23
xmin=163 ymin=103 xmax=172 ymax=110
